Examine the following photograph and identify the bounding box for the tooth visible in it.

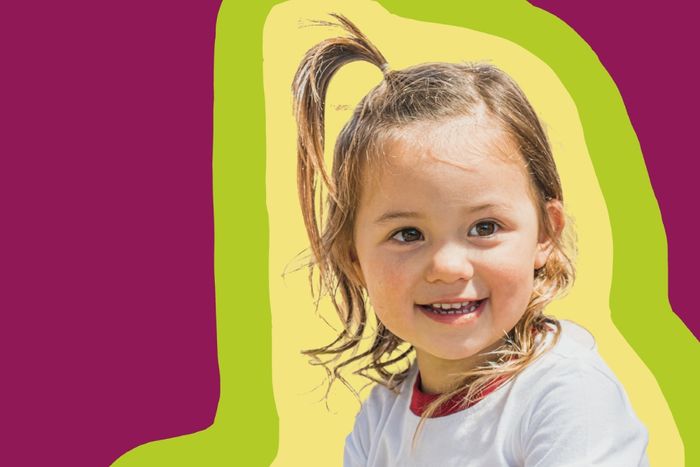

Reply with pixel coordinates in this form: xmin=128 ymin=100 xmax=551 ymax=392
xmin=441 ymin=304 xmax=451 ymax=310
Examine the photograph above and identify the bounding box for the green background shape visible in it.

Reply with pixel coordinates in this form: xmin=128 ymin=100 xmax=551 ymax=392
xmin=114 ymin=0 xmax=696 ymax=465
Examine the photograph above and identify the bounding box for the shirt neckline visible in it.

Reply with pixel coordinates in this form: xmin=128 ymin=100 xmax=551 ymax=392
xmin=409 ymin=371 xmax=509 ymax=418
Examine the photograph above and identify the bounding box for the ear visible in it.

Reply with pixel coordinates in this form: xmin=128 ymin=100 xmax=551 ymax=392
xmin=535 ymin=200 xmax=565 ymax=269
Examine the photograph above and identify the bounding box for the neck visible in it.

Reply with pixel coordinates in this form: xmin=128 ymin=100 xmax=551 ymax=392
xmin=415 ymin=338 xmax=505 ymax=394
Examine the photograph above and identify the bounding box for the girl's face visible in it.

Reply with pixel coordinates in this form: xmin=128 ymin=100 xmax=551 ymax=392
xmin=352 ymin=116 xmax=559 ymax=382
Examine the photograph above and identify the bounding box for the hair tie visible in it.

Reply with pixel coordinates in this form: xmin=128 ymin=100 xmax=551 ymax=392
xmin=380 ymin=62 xmax=391 ymax=77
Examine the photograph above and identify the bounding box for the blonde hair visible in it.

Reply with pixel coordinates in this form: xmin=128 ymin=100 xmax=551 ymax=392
xmin=291 ymin=14 xmax=575 ymax=437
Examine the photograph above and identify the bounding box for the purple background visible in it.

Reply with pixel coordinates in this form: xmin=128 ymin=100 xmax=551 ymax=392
xmin=2 ymin=1 xmax=221 ymax=465
xmin=0 ymin=1 xmax=694 ymax=465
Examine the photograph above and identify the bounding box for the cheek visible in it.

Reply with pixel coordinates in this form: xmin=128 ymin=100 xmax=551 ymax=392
xmin=479 ymin=249 xmax=536 ymax=296
xmin=361 ymin=256 xmax=412 ymax=307
xmin=363 ymin=261 xmax=396 ymax=298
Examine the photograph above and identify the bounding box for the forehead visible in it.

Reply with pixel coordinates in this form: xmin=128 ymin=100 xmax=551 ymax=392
xmin=385 ymin=115 xmax=520 ymax=166
xmin=360 ymin=115 xmax=531 ymax=199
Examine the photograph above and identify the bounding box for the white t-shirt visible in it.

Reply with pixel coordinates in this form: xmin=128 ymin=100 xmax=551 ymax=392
xmin=343 ymin=320 xmax=650 ymax=466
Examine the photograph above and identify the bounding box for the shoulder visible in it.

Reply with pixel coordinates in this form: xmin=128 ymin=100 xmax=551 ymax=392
xmin=518 ymin=320 xmax=610 ymax=385
xmin=520 ymin=320 xmax=640 ymax=422
xmin=515 ymin=320 xmax=649 ymax=466
xmin=354 ymin=368 xmax=413 ymax=423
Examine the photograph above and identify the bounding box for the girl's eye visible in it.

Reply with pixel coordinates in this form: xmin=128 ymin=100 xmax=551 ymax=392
xmin=391 ymin=228 xmax=424 ymax=243
xmin=469 ymin=221 xmax=499 ymax=237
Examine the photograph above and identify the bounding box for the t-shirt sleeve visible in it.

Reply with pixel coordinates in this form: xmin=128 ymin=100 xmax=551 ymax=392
xmin=521 ymin=363 xmax=649 ymax=467
xmin=343 ymin=393 xmax=374 ymax=467
xmin=343 ymin=414 xmax=368 ymax=467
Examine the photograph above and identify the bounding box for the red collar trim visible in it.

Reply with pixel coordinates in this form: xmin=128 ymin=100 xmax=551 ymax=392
xmin=409 ymin=372 xmax=509 ymax=418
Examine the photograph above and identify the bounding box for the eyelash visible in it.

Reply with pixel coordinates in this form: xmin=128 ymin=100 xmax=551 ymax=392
xmin=390 ymin=221 xmax=501 ymax=244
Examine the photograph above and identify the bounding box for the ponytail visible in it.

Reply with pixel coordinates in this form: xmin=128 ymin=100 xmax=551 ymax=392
xmin=291 ymin=15 xmax=409 ymax=401
xmin=292 ymin=13 xmax=387 ymax=268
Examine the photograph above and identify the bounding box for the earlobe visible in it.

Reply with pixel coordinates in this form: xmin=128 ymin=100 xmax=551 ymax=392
xmin=534 ymin=243 xmax=553 ymax=270
xmin=535 ymin=200 xmax=565 ymax=269
xmin=535 ymin=234 xmax=556 ymax=270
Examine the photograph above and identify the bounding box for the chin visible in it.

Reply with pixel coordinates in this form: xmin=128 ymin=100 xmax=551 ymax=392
xmin=425 ymin=345 xmax=485 ymax=362
xmin=425 ymin=336 xmax=506 ymax=363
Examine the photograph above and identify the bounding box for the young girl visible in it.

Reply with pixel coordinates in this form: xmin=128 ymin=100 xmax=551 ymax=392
xmin=292 ymin=14 xmax=649 ymax=466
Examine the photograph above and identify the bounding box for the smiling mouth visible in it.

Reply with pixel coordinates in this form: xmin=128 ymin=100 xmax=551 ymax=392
xmin=417 ymin=299 xmax=485 ymax=315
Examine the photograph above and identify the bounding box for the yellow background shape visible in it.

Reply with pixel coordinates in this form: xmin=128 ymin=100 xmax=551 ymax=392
xmin=263 ymin=1 xmax=682 ymax=465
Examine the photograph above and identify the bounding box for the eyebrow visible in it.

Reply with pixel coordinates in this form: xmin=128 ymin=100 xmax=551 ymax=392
xmin=374 ymin=210 xmax=422 ymax=224
xmin=374 ymin=203 xmax=501 ymax=224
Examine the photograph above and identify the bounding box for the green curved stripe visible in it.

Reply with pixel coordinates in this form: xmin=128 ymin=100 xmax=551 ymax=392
xmin=113 ymin=0 xmax=279 ymax=465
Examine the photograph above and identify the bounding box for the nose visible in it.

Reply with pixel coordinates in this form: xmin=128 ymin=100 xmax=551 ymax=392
xmin=424 ymin=241 xmax=474 ymax=284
